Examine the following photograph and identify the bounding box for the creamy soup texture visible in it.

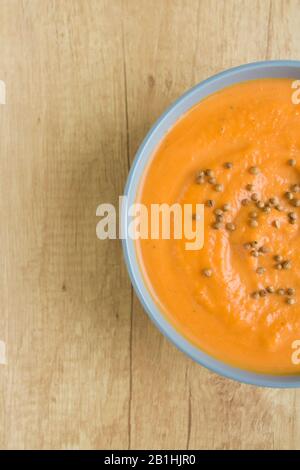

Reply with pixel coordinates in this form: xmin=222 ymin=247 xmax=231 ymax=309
xmin=137 ymin=79 xmax=300 ymax=374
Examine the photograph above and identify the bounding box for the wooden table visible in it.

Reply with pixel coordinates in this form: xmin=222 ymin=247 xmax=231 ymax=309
xmin=1 ymin=0 xmax=300 ymax=450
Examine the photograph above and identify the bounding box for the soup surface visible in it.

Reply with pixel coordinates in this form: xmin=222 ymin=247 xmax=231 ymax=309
xmin=137 ymin=78 xmax=300 ymax=374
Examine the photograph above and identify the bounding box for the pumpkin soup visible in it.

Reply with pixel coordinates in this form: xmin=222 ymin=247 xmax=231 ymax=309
xmin=137 ymin=78 xmax=300 ymax=374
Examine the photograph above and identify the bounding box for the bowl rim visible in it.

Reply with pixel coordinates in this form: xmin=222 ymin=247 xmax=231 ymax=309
xmin=122 ymin=60 xmax=300 ymax=388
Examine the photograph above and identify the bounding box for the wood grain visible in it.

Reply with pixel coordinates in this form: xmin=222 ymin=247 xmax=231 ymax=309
xmin=0 ymin=0 xmax=300 ymax=450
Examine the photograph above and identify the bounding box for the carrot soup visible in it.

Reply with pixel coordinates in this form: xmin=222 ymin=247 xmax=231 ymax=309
xmin=136 ymin=78 xmax=300 ymax=374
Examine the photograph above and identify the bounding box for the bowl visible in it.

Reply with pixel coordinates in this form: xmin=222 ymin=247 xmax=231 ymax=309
xmin=122 ymin=60 xmax=300 ymax=388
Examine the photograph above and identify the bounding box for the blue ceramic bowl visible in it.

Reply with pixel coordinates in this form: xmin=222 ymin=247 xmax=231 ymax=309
xmin=122 ymin=60 xmax=300 ymax=387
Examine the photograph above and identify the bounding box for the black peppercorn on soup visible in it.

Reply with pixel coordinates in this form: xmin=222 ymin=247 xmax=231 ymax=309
xmin=137 ymin=78 xmax=300 ymax=373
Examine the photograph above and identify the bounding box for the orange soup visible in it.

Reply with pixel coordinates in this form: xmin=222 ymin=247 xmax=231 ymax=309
xmin=137 ymin=78 xmax=300 ymax=374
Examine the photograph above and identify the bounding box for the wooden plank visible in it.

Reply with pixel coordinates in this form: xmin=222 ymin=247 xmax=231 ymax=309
xmin=124 ymin=0 xmax=300 ymax=450
xmin=0 ymin=0 xmax=131 ymax=449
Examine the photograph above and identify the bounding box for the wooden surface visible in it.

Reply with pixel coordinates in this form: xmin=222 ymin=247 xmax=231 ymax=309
xmin=1 ymin=0 xmax=300 ymax=450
